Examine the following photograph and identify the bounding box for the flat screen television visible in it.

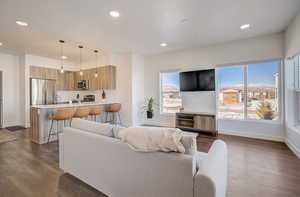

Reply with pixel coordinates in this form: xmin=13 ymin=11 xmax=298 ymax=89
xmin=180 ymin=69 xmax=215 ymax=91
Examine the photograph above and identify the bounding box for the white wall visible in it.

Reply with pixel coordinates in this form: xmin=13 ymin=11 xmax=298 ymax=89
xmin=131 ymin=55 xmax=145 ymax=126
xmin=144 ymin=33 xmax=285 ymax=141
xmin=285 ymin=12 xmax=300 ymax=57
xmin=107 ymin=53 xmax=133 ymax=126
xmin=284 ymin=11 xmax=300 ymax=158
xmin=0 ymin=52 xmax=22 ymax=127
xmin=181 ymin=91 xmax=216 ymax=114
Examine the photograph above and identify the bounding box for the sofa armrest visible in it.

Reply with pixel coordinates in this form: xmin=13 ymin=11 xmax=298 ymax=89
xmin=194 ymin=140 xmax=228 ymax=197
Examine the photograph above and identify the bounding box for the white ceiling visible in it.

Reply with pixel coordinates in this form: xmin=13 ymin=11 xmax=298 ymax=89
xmin=0 ymin=0 xmax=300 ymax=61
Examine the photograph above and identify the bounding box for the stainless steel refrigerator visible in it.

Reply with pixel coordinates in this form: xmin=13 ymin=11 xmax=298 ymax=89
xmin=30 ymin=79 xmax=56 ymax=105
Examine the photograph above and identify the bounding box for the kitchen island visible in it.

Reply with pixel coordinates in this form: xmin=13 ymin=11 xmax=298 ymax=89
xmin=30 ymin=101 xmax=117 ymax=144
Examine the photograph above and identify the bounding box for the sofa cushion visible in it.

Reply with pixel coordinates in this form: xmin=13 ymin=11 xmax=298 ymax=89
xmin=71 ymin=118 xmax=114 ymax=137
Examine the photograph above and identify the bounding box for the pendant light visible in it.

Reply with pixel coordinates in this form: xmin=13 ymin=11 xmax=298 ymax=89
xmin=59 ymin=40 xmax=65 ymax=73
xmin=78 ymin=45 xmax=83 ymax=76
xmin=94 ymin=50 xmax=99 ymax=78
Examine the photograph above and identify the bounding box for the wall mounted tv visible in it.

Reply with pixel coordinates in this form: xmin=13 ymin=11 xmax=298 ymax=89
xmin=180 ymin=69 xmax=215 ymax=91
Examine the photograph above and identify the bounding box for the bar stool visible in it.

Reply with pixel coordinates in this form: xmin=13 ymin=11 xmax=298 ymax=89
xmin=73 ymin=107 xmax=90 ymax=120
xmin=105 ymin=103 xmax=122 ymax=125
xmin=89 ymin=105 xmax=104 ymax=122
xmin=47 ymin=108 xmax=75 ymax=143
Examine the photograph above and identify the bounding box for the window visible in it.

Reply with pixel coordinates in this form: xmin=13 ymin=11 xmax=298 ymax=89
xmin=160 ymin=72 xmax=182 ymax=113
xmin=218 ymin=66 xmax=245 ymax=119
xmin=217 ymin=61 xmax=280 ymax=121
xmin=288 ymin=54 xmax=300 ymax=126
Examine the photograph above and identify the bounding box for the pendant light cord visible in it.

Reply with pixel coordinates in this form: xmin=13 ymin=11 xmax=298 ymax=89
xmin=59 ymin=40 xmax=65 ymax=72
xmin=95 ymin=50 xmax=98 ymax=76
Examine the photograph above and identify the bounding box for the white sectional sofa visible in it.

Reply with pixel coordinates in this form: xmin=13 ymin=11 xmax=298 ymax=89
xmin=59 ymin=125 xmax=228 ymax=197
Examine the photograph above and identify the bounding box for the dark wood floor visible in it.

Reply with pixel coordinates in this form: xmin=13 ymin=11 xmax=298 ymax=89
xmin=1 ymin=129 xmax=300 ymax=197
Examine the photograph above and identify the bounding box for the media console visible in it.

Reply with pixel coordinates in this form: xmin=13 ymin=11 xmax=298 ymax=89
xmin=176 ymin=112 xmax=217 ymax=136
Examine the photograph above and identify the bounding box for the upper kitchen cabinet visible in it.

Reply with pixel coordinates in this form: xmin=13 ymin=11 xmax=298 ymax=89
xmin=45 ymin=68 xmax=58 ymax=80
xmin=30 ymin=66 xmax=57 ymax=80
xmin=89 ymin=68 xmax=100 ymax=91
xmin=30 ymin=66 xmax=44 ymax=79
xmin=56 ymin=71 xmax=65 ymax=91
xmin=56 ymin=71 xmax=76 ymax=91
xmin=74 ymin=71 xmax=83 ymax=90
xmin=64 ymin=71 xmax=75 ymax=90
xmin=99 ymin=65 xmax=116 ymax=90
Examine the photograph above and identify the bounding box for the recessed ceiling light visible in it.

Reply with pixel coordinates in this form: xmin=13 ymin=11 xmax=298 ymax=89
xmin=180 ymin=18 xmax=188 ymax=24
xmin=61 ymin=56 xmax=68 ymax=60
xmin=110 ymin=11 xmax=120 ymax=18
xmin=0 ymin=42 xmax=2 ymax=46
xmin=16 ymin=20 xmax=28 ymax=26
xmin=240 ymin=24 xmax=250 ymax=30
xmin=160 ymin=43 xmax=168 ymax=47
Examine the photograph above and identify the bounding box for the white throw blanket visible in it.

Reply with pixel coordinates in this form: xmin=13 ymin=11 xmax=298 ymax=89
xmin=118 ymin=127 xmax=185 ymax=153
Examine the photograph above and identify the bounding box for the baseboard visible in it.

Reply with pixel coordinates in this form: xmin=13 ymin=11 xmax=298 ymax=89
xmin=2 ymin=121 xmax=23 ymax=128
xmin=219 ymin=129 xmax=285 ymax=142
xmin=286 ymin=139 xmax=300 ymax=159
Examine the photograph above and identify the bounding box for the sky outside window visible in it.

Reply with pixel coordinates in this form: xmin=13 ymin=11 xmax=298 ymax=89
xmin=162 ymin=72 xmax=180 ymax=86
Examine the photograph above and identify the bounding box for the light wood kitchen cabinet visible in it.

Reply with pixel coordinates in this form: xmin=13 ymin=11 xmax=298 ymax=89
xmin=30 ymin=66 xmax=57 ymax=80
xmin=45 ymin=68 xmax=57 ymax=80
xmin=30 ymin=66 xmax=44 ymax=79
xmin=89 ymin=68 xmax=100 ymax=91
xmin=64 ymin=71 xmax=75 ymax=90
xmin=30 ymin=65 xmax=116 ymax=91
xmin=74 ymin=71 xmax=82 ymax=90
xmin=99 ymin=65 xmax=116 ymax=90
xmin=56 ymin=71 xmax=65 ymax=91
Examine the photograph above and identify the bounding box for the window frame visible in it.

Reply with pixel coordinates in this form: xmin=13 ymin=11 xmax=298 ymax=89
xmin=216 ymin=59 xmax=283 ymax=123
xmin=159 ymin=69 xmax=182 ymax=115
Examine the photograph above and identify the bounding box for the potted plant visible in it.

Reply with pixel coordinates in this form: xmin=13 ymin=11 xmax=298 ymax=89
xmin=142 ymin=97 xmax=156 ymax=119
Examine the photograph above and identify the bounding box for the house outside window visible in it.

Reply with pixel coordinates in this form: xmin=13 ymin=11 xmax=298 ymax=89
xmin=217 ymin=61 xmax=281 ymax=121
xmin=160 ymin=71 xmax=182 ymax=113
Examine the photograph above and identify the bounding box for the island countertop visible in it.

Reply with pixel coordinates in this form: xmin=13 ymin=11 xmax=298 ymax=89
xmin=30 ymin=101 xmax=118 ymax=144
xmin=31 ymin=101 xmax=118 ymax=109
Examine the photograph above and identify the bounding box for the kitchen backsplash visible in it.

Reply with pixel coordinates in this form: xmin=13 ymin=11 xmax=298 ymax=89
xmin=56 ymin=90 xmax=117 ymax=103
